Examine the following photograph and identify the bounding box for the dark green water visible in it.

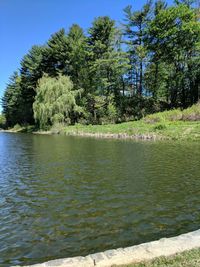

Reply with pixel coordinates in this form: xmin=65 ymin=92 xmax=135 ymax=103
xmin=0 ymin=133 xmax=200 ymax=266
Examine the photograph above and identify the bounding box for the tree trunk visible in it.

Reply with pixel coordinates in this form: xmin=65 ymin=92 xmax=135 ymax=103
xmin=138 ymin=61 xmax=143 ymax=95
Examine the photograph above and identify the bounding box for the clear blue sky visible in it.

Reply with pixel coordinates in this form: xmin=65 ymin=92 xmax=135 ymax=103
xmin=0 ymin=0 xmax=173 ymax=111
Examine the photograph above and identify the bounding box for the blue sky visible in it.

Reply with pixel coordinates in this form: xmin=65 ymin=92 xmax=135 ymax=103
xmin=0 ymin=0 xmax=173 ymax=111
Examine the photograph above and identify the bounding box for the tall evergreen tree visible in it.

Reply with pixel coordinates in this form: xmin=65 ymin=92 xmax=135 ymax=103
xmin=20 ymin=45 xmax=45 ymax=123
xmin=66 ymin=24 xmax=88 ymax=90
xmin=87 ymin=16 xmax=129 ymax=122
xmin=123 ymin=1 xmax=152 ymax=95
xmin=144 ymin=0 xmax=168 ymax=99
xmin=88 ymin=16 xmax=128 ymax=96
xmin=148 ymin=3 xmax=200 ymax=106
xmin=2 ymin=1 xmax=200 ymax=128
xmin=174 ymin=0 xmax=197 ymax=7
xmin=43 ymin=29 xmax=68 ymax=76
xmin=2 ymin=72 xmax=24 ymax=126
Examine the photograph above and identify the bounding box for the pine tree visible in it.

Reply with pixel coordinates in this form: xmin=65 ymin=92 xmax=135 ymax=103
xmin=144 ymin=0 xmax=168 ymax=99
xmin=148 ymin=3 xmax=200 ymax=106
xmin=123 ymin=1 xmax=152 ymax=95
xmin=2 ymin=72 xmax=24 ymax=126
xmin=20 ymin=45 xmax=45 ymax=123
xmin=66 ymin=24 xmax=88 ymax=90
xmin=88 ymin=16 xmax=128 ymax=96
xmin=43 ymin=29 xmax=68 ymax=76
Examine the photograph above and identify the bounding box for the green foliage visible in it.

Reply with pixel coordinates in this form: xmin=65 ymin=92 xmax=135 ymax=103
xmin=66 ymin=24 xmax=88 ymax=89
xmin=64 ymin=103 xmax=200 ymax=141
xmin=119 ymin=96 xmax=164 ymax=121
xmin=50 ymin=122 xmax=66 ymax=134
xmin=2 ymin=72 xmax=24 ymax=126
xmin=123 ymin=1 xmax=152 ymax=95
xmin=107 ymin=102 xmax=117 ymax=123
xmin=2 ymin=1 xmax=200 ymax=128
xmin=0 ymin=114 xmax=6 ymax=128
xmin=144 ymin=102 xmax=200 ymax=123
xmin=20 ymin=45 xmax=46 ymax=124
xmin=147 ymin=3 xmax=200 ymax=106
xmin=12 ymin=123 xmax=22 ymax=131
xmin=88 ymin=16 xmax=129 ymax=97
xmin=33 ymin=74 xmax=82 ymax=128
xmin=153 ymin=123 xmax=167 ymax=130
xmin=44 ymin=29 xmax=68 ymax=76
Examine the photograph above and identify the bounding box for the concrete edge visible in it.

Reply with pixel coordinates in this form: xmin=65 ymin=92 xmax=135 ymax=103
xmin=16 ymin=229 xmax=200 ymax=267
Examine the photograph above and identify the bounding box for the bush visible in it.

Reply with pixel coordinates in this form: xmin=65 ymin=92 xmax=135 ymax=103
xmin=0 ymin=114 xmax=6 ymax=129
xmin=119 ymin=96 xmax=167 ymax=121
xmin=144 ymin=103 xmax=200 ymax=123
xmin=50 ymin=123 xmax=65 ymax=134
xmin=153 ymin=123 xmax=167 ymax=131
xmin=182 ymin=104 xmax=200 ymax=121
xmin=13 ymin=123 xmax=22 ymax=131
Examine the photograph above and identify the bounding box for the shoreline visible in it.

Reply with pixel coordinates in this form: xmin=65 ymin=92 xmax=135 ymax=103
xmin=1 ymin=128 xmax=198 ymax=142
xmin=0 ymin=128 xmax=167 ymax=141
xmin=1 ymin=119 xmax=200 ymax=141
xmin=14 ymin=229 xmax=200 ymax=267
xmin=63 ymin=131 xmax=165 ymax=141
xmin=32 ymin=130 xmax=165 ymax=141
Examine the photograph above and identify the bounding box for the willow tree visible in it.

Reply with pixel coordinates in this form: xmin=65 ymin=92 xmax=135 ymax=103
xmin=33 ymin=74 xmax=82 ymax=128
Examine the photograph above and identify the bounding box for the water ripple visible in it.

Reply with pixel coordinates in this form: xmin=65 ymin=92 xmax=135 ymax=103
xmin=0 ymin=134 xmax=200 ymax=266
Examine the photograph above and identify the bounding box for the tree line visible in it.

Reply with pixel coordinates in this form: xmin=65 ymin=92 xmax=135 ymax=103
xmin=2 ymin=0 xmax=200 ymax=128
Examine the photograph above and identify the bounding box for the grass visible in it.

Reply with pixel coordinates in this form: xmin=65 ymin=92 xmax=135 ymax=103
xmin=144 ymin=103 xmax=200 ymax=123
xmin=5 ymin=104 xmax=200 ymax=141
xmin=115 ymin=248 xmax=200 ymax=267
xmin=62 ymin=104 xmax=200 ymax=141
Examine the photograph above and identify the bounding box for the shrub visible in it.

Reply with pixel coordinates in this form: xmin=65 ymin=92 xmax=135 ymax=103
xmin=119 ymin=96 xmax=167 ymax=121
xmin=0 ymin=114 xmax=6 ymax=129
xmin=144 ymin=103 xmax=200 ymax=123
xmin=106 ymin=95 xmax=118 ymax=124
xmin=153 ymin=124 xmax=167 ymax=131
xmin=182 ymin=104 xmax=200 ymax=121
xmin=50 ymin=123 xmax=65 ymax=134
xmin=13 ymin=123 xmax=22 ymax=131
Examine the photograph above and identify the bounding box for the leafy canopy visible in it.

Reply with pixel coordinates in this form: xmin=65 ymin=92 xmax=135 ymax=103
xmin=33 ymin=74 xmax=82 ymax=128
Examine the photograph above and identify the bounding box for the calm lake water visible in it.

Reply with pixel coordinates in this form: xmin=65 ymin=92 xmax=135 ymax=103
xmin=0 ymin=133 xmax=200 ymax=266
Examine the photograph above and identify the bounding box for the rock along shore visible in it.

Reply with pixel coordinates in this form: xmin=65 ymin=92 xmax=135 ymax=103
xmin=33 ymin=130 xmax=167 ymax=141
xmin=65 ymin=131 xmax=163 ymax=141
xmin=15 ymin=229 xmax=200 ymax=267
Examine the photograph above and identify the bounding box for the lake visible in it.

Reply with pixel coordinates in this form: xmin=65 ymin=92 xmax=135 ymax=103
xmin=0 ymin=133 xmax=200 ymax=266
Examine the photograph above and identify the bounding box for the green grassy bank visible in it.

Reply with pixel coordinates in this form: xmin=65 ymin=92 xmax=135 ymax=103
xmin=60 ymin=104 xmax=200 ymax=141
xmin=5 ymin=104 xmax=200 ymax=141
xmin=62 ymin=120 xmax=200 ymax=141
xmin=116 ymin=247 xmax=200 ymax=267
